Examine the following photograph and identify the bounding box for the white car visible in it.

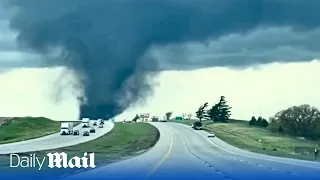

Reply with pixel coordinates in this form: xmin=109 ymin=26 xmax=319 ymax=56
xmin=208 ymin=132 xmax=215 ymax=137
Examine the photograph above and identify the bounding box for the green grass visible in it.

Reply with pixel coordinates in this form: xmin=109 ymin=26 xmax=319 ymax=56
xmin=0 ymin=122 xmax=160 ymax=169
xmin=48 ymin=122 xmax=160 ymax=163
xmin=172 ymin=119 xmax=320 ymax=161
xmin=0 ymin=117 xmax=61 ymax=144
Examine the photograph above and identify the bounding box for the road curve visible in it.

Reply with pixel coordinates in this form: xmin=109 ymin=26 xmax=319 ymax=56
xmin=58 ymin=122 xmax=320 ymax=180
xmin=0 ymin=121 xmax=114 ymax=154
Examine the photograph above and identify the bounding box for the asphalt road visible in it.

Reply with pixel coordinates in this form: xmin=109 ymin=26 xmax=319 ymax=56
xmin=0 ymin=121 xmax=114 ymax=154
xmin=59 ymin=122 xmax=320 ymax=180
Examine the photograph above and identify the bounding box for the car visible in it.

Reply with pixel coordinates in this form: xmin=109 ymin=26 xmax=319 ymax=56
xmin=99 ymin=124 xmax=103 ymax=128
xmin=82 ymin=124 xmax=89 ymax=128
xmin=83 ymin=131 xmax=90 ymax=136
xmin=192 ymin=121 xmax=203 ymax=130
xmin=208 ymin=132 xmax=215 ymax=137
xmin=90 ymin=128 xmax=96 ymax=133
xmin=100 ymin=121 xmax=104 ymax=125
xmin=93 ymin=122 xmax=97 ymax=126
xmin=73 ymin=130 xmax=79 ymax=135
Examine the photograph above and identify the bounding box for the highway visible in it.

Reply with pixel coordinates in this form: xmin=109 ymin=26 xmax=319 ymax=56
xmin=0 ymin=121 xmax=114 ymax=154
xmin=59 ymin=122 xmax=320 ymax=180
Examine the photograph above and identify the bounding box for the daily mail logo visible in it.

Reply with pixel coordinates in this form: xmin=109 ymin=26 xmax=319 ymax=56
xmin=10 ymin=152 xmax=95 ymax=170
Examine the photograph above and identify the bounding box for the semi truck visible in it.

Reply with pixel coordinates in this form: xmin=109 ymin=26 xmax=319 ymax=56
xmin=60 ymin=122 xmax=74 ymax=135
xmin=82 ymin=118 xmax=90 ymax=128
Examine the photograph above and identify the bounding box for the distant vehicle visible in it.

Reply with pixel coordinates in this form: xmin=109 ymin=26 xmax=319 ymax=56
xmin=158 ymin=116 xmax=166 ymax=122
xmin=152 ymin=116 xmax=159 ymax=122
xmin=208 ymin=132 xmax=215 ymax=137
xmin=160 ymin=118 xmax=167 ymax=122
xmin=191 ymin=121 xmax=202 ymax=130
xmin=60 ymin=122 xmax=74 ymax=135
xmin=82 ymin=118 xmax=90 ymax=121
xmin=99 ymin=119 xmax=104 ymax=124
xmin=99 ymin=124 xmax=103 ymax=128
xmin=93 ymin=122 xmax=97 ymax=126
xmin=161 ymin=116 xmax=168 ymax=122
xmin=83 ymin=131 xmax=89 ymax=136
xmin=90 ymin=128 xmax=95 ymax=133
xmin=73 ymin=130 xmax=79 ymax=136
xmin=82 ymin=118 xmax=90 ymax=128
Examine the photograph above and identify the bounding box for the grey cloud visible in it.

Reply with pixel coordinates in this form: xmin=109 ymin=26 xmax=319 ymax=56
xmin=153 ymin=27 xmax=320 ymax=69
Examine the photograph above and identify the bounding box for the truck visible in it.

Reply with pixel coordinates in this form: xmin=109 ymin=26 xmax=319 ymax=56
xmin=98 ymin=119 xmax=104 ymax=124
xmin=159 ymin=116 xmax=167 ymax=122
xmin=60 ymin=122 xmax=74 ymax=135
xmin=152 ymin=116 xmax=159 ymax=122
xmin=82 ymin=118 xmax=90 ymax=128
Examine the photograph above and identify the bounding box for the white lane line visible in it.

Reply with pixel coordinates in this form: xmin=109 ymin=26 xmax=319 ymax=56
xmin=175 ymin=123 xmax=320 ymax=170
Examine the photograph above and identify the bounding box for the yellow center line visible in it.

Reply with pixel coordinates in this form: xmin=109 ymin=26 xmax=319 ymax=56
xmin=144 ymin=129 xmax=174 ymax=179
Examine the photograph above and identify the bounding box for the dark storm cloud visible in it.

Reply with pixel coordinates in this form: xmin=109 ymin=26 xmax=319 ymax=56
xmin=153 ymin=27 xmax=320 ymax=70
xmin=1 ymin=0 xmax=320 ymax=118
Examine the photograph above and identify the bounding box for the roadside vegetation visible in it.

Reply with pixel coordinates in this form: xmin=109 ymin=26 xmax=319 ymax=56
xmin=170 ymin=96 xmax=320 ymax=161
xmin=0 ymin=117 xmax=61 ymax=144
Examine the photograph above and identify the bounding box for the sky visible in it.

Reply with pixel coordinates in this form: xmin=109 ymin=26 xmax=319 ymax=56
xmin=0 ymin=67 xmax=81 ymax=120
xmin=0 ymin=1 xmax=320 ymax=121
xmin=116 ymin=60 xmax=320 ymax=121
xmin=1 ymin=60 xmax=320 ymax=121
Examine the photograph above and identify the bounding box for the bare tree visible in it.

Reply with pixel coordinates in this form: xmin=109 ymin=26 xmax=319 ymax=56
xmin=182 ymin=113 xmax=187 ymax=120
xmin=270 ymin=104 xmax=320 ymax=137
xmin=165 ymin=112 xmax=173 ymax=120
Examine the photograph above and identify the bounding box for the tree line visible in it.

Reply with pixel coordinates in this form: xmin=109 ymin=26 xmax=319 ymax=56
xmin=268 ymin=104 xmax=320 ymax=139
xmin=195 ymin=96 xmax=232 ymax=123
xmin=144 ymin=95 xmax=320 ymax=139
xmin=247 ymin=104 xmax=320 ymax=139
xmin=249 ymin=116 xmax=269 ymax=127
xmin=193 ymin=96 xmax=320 ymax=139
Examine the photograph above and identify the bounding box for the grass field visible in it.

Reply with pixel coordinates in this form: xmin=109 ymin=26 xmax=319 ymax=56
xmin=0 ymin=122 xmax=160 ymax=176
xmin=171 ymin=119 xmax=320 ymax=161
xmin=42 ymin=122 xmax=160 ymax=163
xmin=0 ymin=117 xmax=61 ymax=144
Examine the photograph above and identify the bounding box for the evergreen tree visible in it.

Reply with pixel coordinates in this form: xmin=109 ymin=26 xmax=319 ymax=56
xmin=207 ymin=103 xmax=219 ymax=122
xmin=217 ymin=96 xmax=231 ymax=122
xmin=207 ymin=96 xmax=231 ymax=123
xmin=249 ymin=116 xmax=257 ymax=126
xmin=256 ymin=116 xmax=263 ymax=126
xmin=260 ymin=118 xmax=269 ymax=127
